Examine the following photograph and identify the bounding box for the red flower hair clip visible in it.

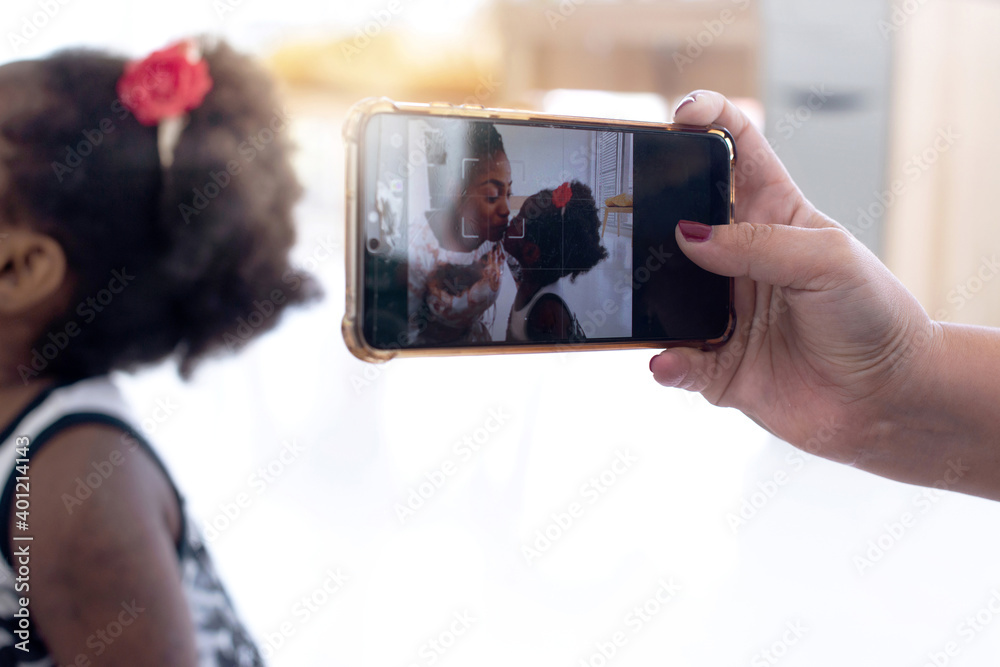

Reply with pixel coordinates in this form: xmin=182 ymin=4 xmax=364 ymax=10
xmin=117 ymin=40 xmax=213 ymax=126
xmin=552 ymin=182 xmax=572 ymax=209
xmin=117 ymin=40 xmax=213 ymax=168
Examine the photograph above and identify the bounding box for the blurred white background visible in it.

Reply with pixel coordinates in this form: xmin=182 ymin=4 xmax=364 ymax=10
xmin=4 ymin=1 xmax=1000 ymax=665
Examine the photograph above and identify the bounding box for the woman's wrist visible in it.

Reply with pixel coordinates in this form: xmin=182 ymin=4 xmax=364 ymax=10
xmin=925 ymin=322 xmax=1000 ymax=499
xmin=855 ymin=320 xmax=1000 ymax=500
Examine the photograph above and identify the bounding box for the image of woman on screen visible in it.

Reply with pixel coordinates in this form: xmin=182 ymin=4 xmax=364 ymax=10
xmin=504 ymin=181 xmax=608 ymax=343
xmin=407 ymin=122 xmax=512 ymax=345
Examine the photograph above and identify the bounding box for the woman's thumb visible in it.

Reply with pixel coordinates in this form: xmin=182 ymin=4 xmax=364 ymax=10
xmin=675 ymin=220 xmax=855 ymax=290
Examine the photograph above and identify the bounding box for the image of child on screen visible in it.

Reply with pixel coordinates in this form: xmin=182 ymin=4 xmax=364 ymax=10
xmin=407 ymin=122 xmax=511 ymax=345
xmin=503 ymin=181 xmax=609 ymax=342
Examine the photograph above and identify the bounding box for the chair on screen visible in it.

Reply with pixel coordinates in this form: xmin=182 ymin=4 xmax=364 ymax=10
xmin=601 ymin=193 xmax=633 ymax=238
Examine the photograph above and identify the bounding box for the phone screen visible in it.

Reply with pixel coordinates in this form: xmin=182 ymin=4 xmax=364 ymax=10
xmin=359 ymin=113 xmax=732 ymax=351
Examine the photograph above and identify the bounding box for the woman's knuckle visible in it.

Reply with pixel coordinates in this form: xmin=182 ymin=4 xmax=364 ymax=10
xmin=736 ymin=221 xmax=772 ymax=253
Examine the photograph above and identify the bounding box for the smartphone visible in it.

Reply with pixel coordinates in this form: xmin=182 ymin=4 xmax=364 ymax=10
xmin=343 ymin=98 xmax=735 ymax=362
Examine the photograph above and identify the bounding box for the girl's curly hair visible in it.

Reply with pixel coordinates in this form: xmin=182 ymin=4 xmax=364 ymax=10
xmin=521 ymin=180 xmax=608 ymax=280
xmin=0 ymin=40 xmax=320 ymax=380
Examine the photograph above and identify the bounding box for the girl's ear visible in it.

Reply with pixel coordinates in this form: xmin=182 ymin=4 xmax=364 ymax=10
xmin=0 ymin=229 xmax=68 ymax=314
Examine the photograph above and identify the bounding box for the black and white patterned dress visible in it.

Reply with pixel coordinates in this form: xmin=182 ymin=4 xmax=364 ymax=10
xmin=0 ymin=377 xmax=263 ymax=666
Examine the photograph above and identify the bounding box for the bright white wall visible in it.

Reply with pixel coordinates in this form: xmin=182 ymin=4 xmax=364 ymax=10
xmin=500 ymin=124 xmax=595 ymax=194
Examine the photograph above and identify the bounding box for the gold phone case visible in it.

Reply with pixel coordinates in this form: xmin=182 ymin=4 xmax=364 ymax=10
xmin=343 ymin=98 xmax=736 ymax=363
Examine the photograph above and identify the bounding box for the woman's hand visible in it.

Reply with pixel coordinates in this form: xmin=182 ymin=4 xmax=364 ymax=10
xmin=650 ymin=90 xmax=950 ymax=483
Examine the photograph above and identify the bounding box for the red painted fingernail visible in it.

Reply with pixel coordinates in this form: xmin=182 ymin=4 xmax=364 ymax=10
xmin=678 ymin=220 xmax=712 ymax=242
xmin=674 ymin=94 xmax=698 ymax=115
